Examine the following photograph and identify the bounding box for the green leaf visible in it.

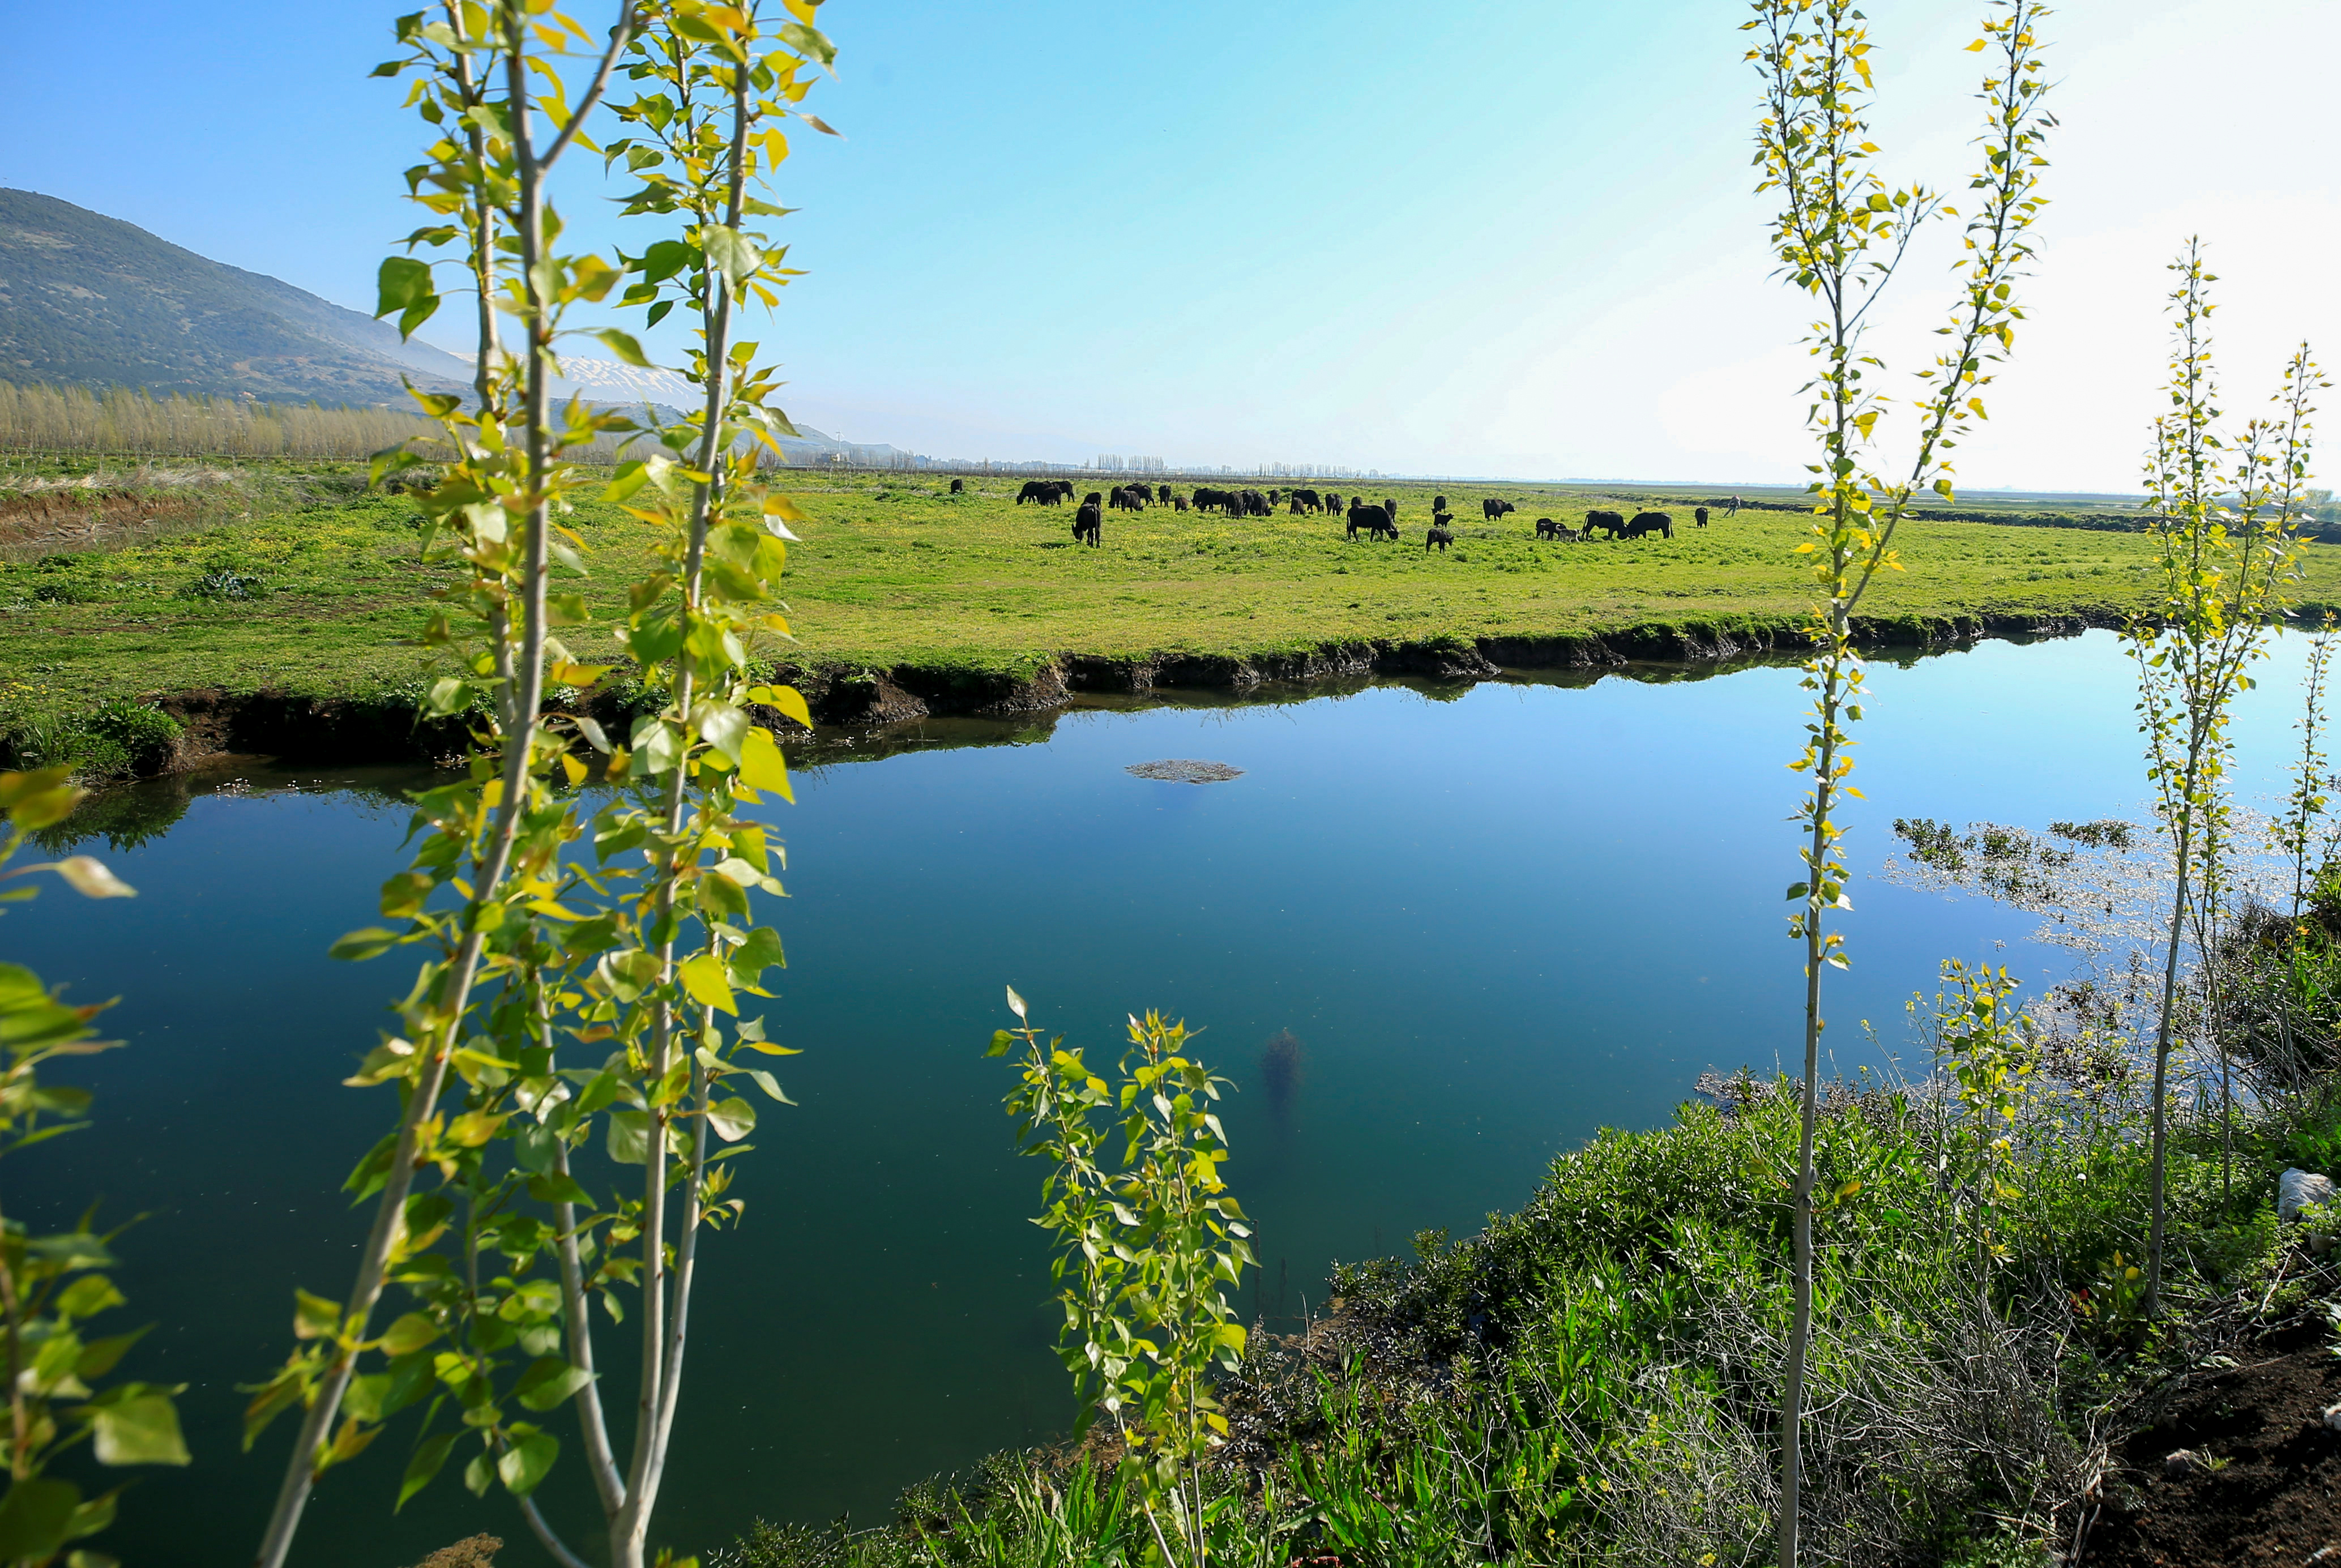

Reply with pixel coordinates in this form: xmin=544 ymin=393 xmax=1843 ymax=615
xmin=737 ymin=726 xmax=793 ymax=801
xmin=293 ymin=1288 xmax=342 ymax=1341
xmin=0 ymin=767 xmax=83 ymax=830
xmin=0 ymin=1477 xmax=83 ymax=1561
xmin=606 ymin=1108 xmax=651 ymax=1165
xmin=397 ymin=1432 xmax=459 ymax=1511
xmin=86 ymin=1391 xmax=190 ymax=1466
xmin=44 ymin=857 xmax=135 ymax=900
xmin=679 ymin=953 xmax=737 ymax=1016
xmin=375 ymin=255 xmax=440 ymax=340
xmin=742 ymin=1067 xmax=794 ymax=1105
xmin=706 ymin=1097 xmax=757 ymax=1142
xmin=56 ymin=1274 xmax=126 ymax=1321
xmin=329 ymin=927 xmax=400 ymax=963
xmin=498 ymin=1429 xmax=559 ymax=1496
xmin=380 ymin=1312 xmax=439 ymax=1357
xmin=594 ymin=328 xmax=653 ymax=368
xmin=699 ymin=226 xmax=762 ymax=288
xmin=513 ymin=1356 xmax=596 ymax=1412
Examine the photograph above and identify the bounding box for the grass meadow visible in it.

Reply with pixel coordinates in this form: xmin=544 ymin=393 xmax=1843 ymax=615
xmin=6 ymin=457 xmax=2337 ymax=725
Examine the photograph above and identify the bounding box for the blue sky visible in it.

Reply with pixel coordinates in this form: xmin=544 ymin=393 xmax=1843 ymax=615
xmin=4 ymin=1 xmax=2335 ymax=489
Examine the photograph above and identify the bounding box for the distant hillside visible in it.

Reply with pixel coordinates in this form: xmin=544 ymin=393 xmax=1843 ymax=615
xmin=0 ymin=189 xmax=473 ymax=406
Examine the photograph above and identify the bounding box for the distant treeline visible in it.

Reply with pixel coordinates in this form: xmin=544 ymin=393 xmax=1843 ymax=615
xmin=0 ymin=382 xmax=448 ymax=462
xmin=1719 ymin=493 xmax=2341 ymax=541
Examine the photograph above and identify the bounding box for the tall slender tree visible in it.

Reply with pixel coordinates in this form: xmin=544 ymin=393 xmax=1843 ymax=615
xmin=1743 ymin=3 xmax=2052 ymax=1561
xmin=2128 ymin=249 xmax=2321 ymax=1315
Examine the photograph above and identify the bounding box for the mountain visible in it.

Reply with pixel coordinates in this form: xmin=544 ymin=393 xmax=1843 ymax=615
xmin=0 ymin=189 xmax=474 ymax=405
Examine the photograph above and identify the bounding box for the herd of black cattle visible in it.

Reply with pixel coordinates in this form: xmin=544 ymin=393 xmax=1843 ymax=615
xmin=996 ymin=477 xmax=1731 ymax=552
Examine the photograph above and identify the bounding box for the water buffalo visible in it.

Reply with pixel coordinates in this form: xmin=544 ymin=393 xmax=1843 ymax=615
xmin=1694 ymin=506 xmax=1709 ymax=528
xmin=1073 ymin=502 xmax=1102 ymax=546
xmin=1157 ymin=484 xmax=1172 ymax=504
xmin=1173 ymin=496 xmax=1189 ymax=512
xmin=1426 ymin=513 xmax=1455 ymax=553
xmin=1433 ymin=494 xmax=1448 ymax=512
xmin=1535 ymin=516 xmax=1582 ymax=540
xmin=1292 ymin=488 xmax=1323 ymax=512
xmin=1482 ymin=498 xmax=1516 ymax=521
xmin=1290 ymin=495 xmax=1308 ymax=514
xmin=1015 ymin=480 xmax=1051 ymax=505
xmin=1585 ymin=510 xmax=1627 ymax=539
xmin=949 ymin=478 xmax=964 ymax=494
xmin=1346 ymin=502 xmax=1398 ymax=540
xmin=1383 ymin=497 xmax=1400 ymax=521
xmin=1324 ymin=492 xmax=1342 ymax=513
xmin=1624 ymin=511 xmax=1673 ymax=539
xmin=1241 ymin=489 xmax=1271 ymax=517
xmin=1084 ymin=491 xmax=1104 ymax=507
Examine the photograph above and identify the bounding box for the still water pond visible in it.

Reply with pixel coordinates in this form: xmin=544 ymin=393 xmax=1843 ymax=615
xmin=8 ymin=630 xmax=2323 ymax=1565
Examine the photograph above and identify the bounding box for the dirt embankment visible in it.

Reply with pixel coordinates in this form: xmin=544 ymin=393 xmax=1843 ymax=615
xmin=63 ymin=606 xmax=2112 ymax=777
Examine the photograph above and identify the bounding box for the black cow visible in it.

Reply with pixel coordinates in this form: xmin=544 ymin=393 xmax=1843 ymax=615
xmin=1535 ymin=517 xmax=1583 ymax=541
xmin=1324 ymin=492 xmax=1342 ymax=514
xmin=1292 ymin=488 xmax=1323 ymax=512
xmin=1346 ymin=502 xmax=1398 ymax=540
xmin=1157 ymin=484 xmax=1172 ymax=505
xmin=1173 ymin=496 xmax=1189 ymax=512
xmin=1481 ymin=498 xmax=1516 ymax=521
xmin=1433 ymin=494 xmax=1448 ymax=511
xmin=1426 ymin=513 xmax=1455 ymax=553
xmin=1016 ymin=480 xmax=1048 ymax=505
xmin=1073 ymin=503 xmax=1102 ymax=546
xmin=1110 ymin=485 xmax=1146 ymax=511
xmin=1241 ymin=489 xmax=1271 ymax=517
xmin=1694 ymin=506 xmax=1710 ymax=528
xmin=1624 ymin=511 xmax=1673 ymax=539
xmin=1084 ymin=491 xmax=1104 ymax=507
xmin=1585 ymin=510 xmax=1627 ymax=539
xmin=950 ymin=478 xmax=965 ymax=494
xmin=1383 ymin=497 xmax=1400 ymax=521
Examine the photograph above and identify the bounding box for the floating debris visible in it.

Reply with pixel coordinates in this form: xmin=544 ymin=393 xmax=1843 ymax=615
xmin=1125 ymin=759 xmax=1245 ymax=784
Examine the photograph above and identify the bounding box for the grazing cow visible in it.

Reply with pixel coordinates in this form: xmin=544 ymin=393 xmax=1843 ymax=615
xmin=1290 ymin=495 xmax=1308 ymax=514
xmin=1073 ymin=502 xmax=1102 ymax=546
xmin=1084 ymin=491 xmax=1104 ymax=507
xmin=1292 ymin=488 xmax=1323 ymax=512
xmin=1346 ymin=501 xmax=1398 ymax=540
xmin=1158 ymin=484 xmax=1172 ymax=505
xmin=1624 ymin=511 xmax=1673 ymax=539
xmin=950 ymin=478 xmax=965 ymax=494
xmin=1173 ymin=496 xmax=1189 ymax=512
xmin=1241 ymin=489 xmax=1271 ymax=517
xmin=1694 ymin=506 xmax=1709 ymax=528
xmin=1383 ymin=497 xmax=1400 ymax=522
xmin=1585 ymin=510 xmax=1627 ymax=539
xmin=1535 ymin=516 xmax=1582 ymax=540
xmin=1015 ymin=480 xmax=1046 ymax=505
xmin=1481 ymin=498 xmax=1517 ymax=521
xmin=1426 ymin=512 xmax=1456 ymax=553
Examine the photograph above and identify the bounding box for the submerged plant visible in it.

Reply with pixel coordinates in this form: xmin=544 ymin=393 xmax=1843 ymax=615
xmin=1742 ymin=1 xmax=2053 ymax=1558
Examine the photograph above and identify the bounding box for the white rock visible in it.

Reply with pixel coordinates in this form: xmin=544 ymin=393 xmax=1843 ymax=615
xmin=2280 ymin=1168 xmax=2335 ymax=1222
xmin=2323 ymin=1401 xmax=2341 ymax=1434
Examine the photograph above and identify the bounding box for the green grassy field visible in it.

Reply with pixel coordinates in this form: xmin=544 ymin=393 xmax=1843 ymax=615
xmin=5 ymin=458 xmax=2336 ymax=727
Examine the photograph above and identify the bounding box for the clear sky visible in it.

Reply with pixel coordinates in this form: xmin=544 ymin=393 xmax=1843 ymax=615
xmin=3 ymin=1 xmax=2334 ymax=490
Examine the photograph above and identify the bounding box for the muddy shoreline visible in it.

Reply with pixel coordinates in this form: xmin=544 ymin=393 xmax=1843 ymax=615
xmin=72 ymin=607 xmax=2115 ymax=778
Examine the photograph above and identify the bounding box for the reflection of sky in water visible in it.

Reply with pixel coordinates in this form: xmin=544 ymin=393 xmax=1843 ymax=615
xmin=8 ymin=628 xmax=2330 ymax=1565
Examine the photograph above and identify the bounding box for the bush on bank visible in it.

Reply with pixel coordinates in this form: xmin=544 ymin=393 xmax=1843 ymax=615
xmin=707 ymin=1005 xmax=2341 ymax=1568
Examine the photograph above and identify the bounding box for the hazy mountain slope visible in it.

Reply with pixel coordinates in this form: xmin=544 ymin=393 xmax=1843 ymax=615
xmin=0 ymin=189 xmax=472 ymax=405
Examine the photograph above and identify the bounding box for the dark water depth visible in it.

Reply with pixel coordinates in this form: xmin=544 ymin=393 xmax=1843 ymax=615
xmin=7 ymin=629 xmax=2322 ymax=1565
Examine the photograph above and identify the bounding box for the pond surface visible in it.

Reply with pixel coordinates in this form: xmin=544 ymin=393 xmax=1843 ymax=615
xmin=8 ymin=629 xmax=2326 ymax=1566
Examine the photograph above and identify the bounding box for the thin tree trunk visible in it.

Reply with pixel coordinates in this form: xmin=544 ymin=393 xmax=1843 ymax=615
xmin=2145 ymin=816 xmax=2193 ymax=1318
